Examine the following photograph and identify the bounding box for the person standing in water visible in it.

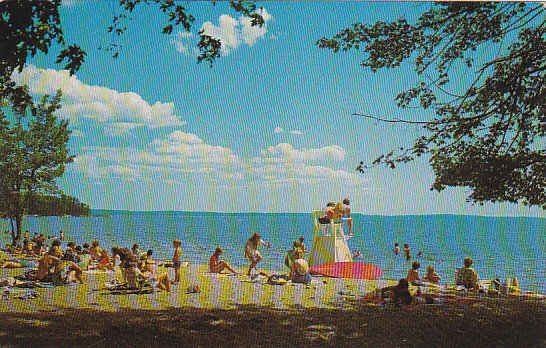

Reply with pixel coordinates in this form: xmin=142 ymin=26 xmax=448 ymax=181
xmin=404 ymin=243 xmax=411 ymax=260
xmin=244 ymin=233 xmax=271 ymax=276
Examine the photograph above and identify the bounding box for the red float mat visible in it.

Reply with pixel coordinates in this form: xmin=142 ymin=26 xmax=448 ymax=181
xmin=309 ymin=262 xmax=382 ymax=280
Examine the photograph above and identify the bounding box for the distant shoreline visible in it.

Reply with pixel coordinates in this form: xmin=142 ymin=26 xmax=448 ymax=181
xmin=88 ymin=210 xmax=546 ymax=219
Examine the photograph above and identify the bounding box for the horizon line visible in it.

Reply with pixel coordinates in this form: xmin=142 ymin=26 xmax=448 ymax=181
xmin=89 ymin=209 xmax=545 ymax=219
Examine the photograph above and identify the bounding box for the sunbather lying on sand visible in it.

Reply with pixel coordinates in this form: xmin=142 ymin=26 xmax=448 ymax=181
xmin=375 ymin=279 xmax=483 ymax=308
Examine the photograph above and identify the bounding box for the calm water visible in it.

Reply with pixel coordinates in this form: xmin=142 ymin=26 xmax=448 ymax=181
xmin=3 ymin=212 xmax=545 ymax=292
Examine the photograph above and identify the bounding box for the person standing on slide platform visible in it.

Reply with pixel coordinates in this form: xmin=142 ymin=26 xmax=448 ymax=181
xmin=342 ymin=198 xmax=353 ymax=236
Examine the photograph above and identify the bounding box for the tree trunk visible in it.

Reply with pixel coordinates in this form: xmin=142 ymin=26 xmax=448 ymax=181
xmin=15 ymin=212 xmax=22 ymax=244
xmin=9 ymin=218 xmax=16 ymax=245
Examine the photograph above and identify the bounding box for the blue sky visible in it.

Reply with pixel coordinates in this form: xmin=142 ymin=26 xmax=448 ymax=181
xmin=12 ymin=1 xmax=544 ymax=216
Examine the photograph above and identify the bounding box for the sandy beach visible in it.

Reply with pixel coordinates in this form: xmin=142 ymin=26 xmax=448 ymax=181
xmin=0 ymin=264 xmax=399 ymax=312
xmin=1 ymin=264 xmax=545 ymax=347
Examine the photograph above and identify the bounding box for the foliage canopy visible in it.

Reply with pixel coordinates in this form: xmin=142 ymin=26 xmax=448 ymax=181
xmin=0 ymin=0 xmax=265 ymax=103
xmin=318 ymin=2 xmax=546 ymax=208
xmin=0 ymin=90 xmax=75 ymax=240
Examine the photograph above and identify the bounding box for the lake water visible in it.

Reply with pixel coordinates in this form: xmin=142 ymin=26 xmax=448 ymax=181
xmin=3 ymin=211 xmax=545 ymax=293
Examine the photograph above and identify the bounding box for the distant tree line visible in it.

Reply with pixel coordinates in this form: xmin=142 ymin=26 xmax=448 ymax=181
xmin=26 ymin=194 xmax=91 ymax=217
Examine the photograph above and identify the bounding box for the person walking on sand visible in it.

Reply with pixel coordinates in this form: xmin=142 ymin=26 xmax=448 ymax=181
xmin=172 ymin=239 xmax=183 ymax=283
xmin=244 ymin=233 xmax=271 ymax=276
xmin=209 ymin=247 xmax=238 ymax=275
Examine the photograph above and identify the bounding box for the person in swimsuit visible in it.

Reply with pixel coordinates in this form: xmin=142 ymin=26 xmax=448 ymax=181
xmin=456 ymin=257 xmax=480 ymax=289
xmin=289 ymin=249 xmax=312 ymax=284
xmin=209 ymin=247 xmax=238 ymax=274
xmin=90 ymin=240 xmax=102 ymax=262
xmin=98 ymin=249 xmax=112 ymax=270
xmin=172 ymin=239 xmax=183 ymax=283
xmin=404 ymin=243 xmax=411 ymax=260
xmin=52 ymin=253 xmax=85 ymax=285
xmin=380 ymin=279 xmax=413 ymax=306
xmin=318 ymin=202 xmax=336 ymax=224
xmin=406 ymin=261 xmax=422 ymax=285
xmin=244 ymin=233 xmax=271 ymax=276
xmin=423 ymin=265 xmax=442 ymax=284
xmin=342 ymin=198 xmax=353 ymax=235
xmin=22 ymin=239 xmax=35 ymax=256
xmin=31 ymin=253 xmax=60 ymax=282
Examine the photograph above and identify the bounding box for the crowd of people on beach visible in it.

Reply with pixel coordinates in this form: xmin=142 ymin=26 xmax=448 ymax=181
xmin=0 ymin=204 xmax=531 ymax=304
xmin=0 ymin=227 xmax=314 ymax=292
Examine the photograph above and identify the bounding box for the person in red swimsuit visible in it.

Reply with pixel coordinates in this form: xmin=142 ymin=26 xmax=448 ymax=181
xmin=209 ymin=247 xmax=238 ymax=275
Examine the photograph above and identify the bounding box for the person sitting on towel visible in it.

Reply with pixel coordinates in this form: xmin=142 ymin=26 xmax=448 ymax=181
xmin=209 ymin=247 xmax=238 ymax=275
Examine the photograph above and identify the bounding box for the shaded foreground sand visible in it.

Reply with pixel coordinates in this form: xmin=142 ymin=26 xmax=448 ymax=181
xmin=0 ymin=264 xmax=545 ymax=347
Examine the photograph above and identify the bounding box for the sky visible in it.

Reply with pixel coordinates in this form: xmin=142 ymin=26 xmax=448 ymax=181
xmin=11 ymin=1 xmax=545 ymax=216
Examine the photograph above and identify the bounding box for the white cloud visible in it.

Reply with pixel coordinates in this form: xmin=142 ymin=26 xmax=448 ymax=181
xmin=12 ymin=65 xmax=185 ymax=130
xmin=240 ymin=9 xmax=272 ymax=46
xmin=171 ymin=31 xmax=195 ymax=55
xmin=274 ymin=127 xmax=283 ymax=133
xmin=248 ymin=142 xmax=366 ymax=186
xmin=260 ymin=143 xmax=346 ymax=162
xmin=201 ymin=15 xmax=240 ymax=53
xmin=152 ymin=130 xmax=239 ymax=162
xmin=176 ymin=8 xmax=273 ymax=56
xmin=105 ymin=122 xmax=143 ymax=136
xmin=290 ymin=130 xmax=303 ymax=135
xmin=71 ymin=134 xmax=366 ymax=189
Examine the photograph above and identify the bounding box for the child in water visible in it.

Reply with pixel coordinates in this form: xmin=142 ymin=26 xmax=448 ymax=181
xmin=404 ymin=243 xmax=411 ymax=260
xmin=393 ymin=243 xmax=400 ymax=255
